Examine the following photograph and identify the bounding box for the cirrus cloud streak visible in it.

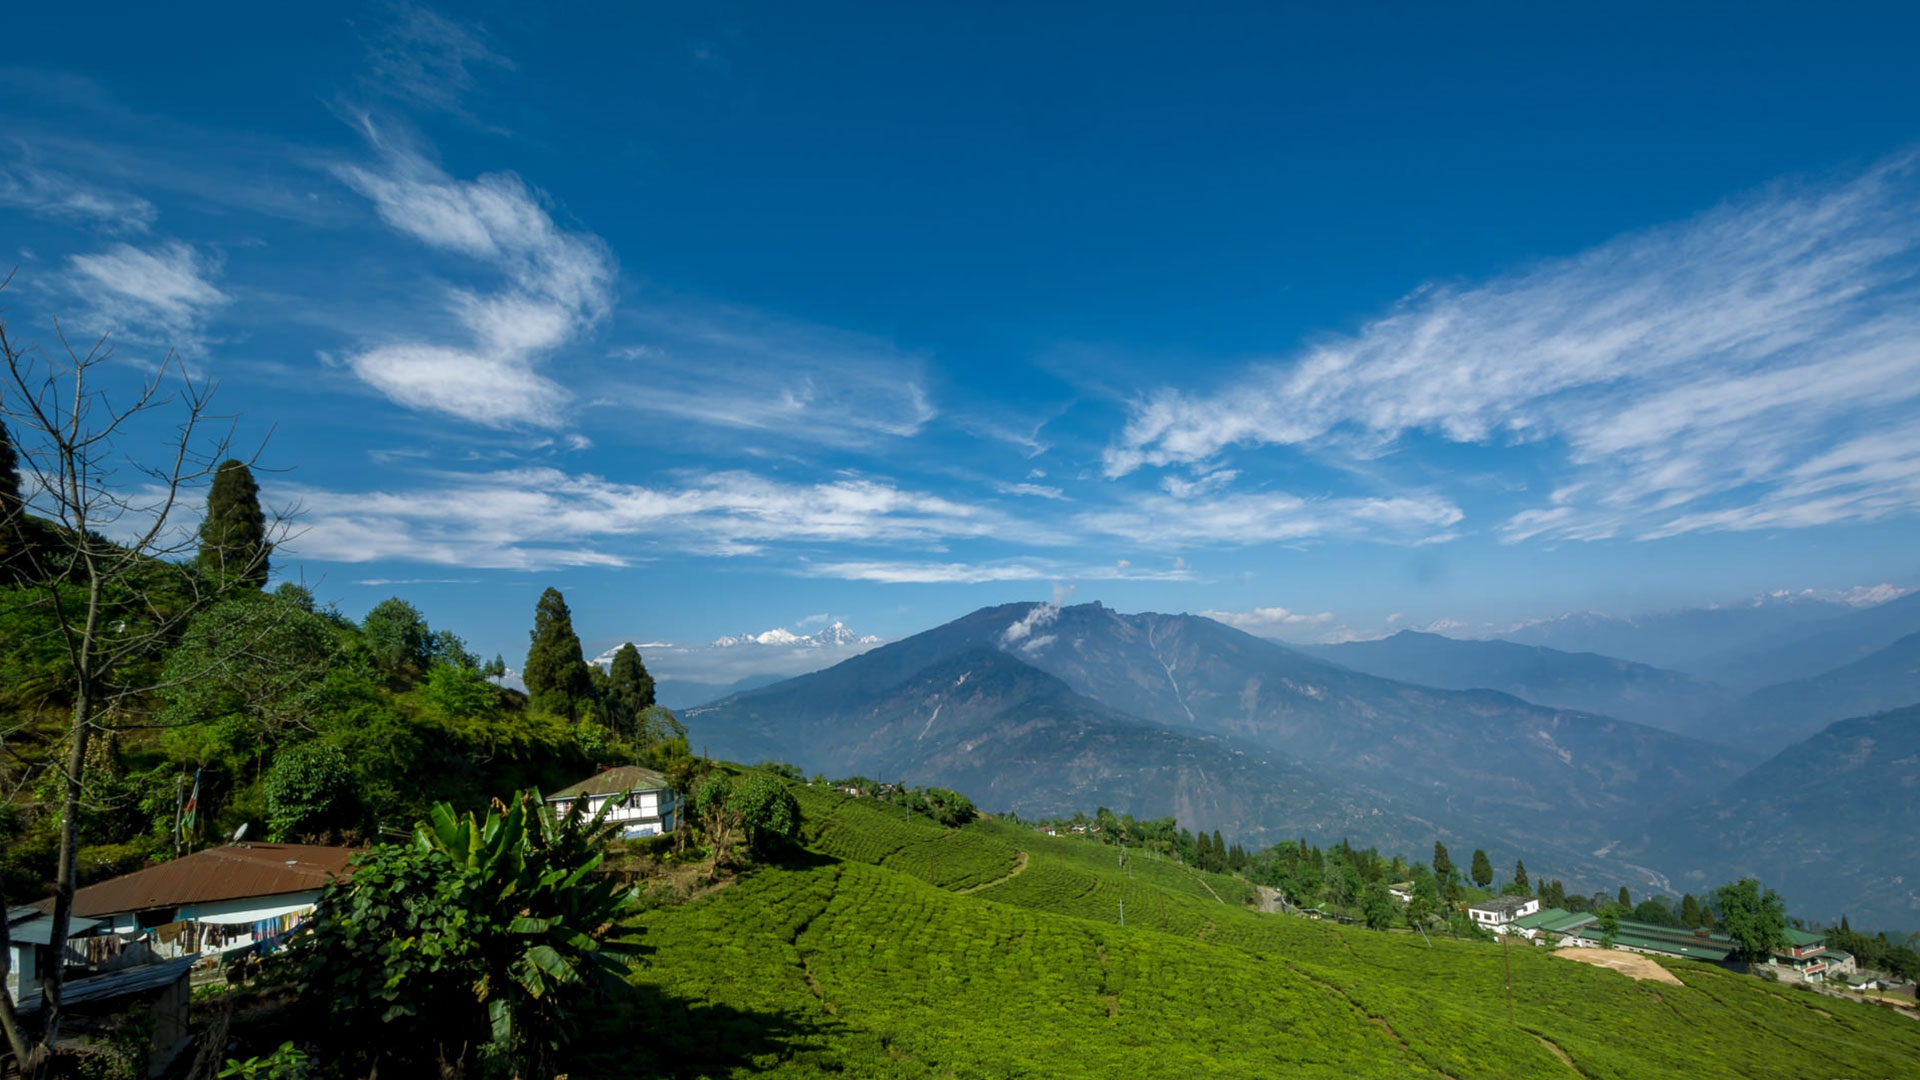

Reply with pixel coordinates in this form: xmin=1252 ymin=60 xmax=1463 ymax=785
xmin=280 ymin=467 xmax=1048 ymax=570
xmin=1105 ymin=155 xmax=1920 ymax=543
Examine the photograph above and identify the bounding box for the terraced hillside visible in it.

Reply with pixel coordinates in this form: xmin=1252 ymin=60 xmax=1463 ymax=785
xmin=592 ymin=777 xmax=1920 ymax=1079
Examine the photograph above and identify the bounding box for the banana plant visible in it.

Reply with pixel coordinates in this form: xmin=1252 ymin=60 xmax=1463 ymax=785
xmin=411 ymin=790 xmax=643 ymax=1074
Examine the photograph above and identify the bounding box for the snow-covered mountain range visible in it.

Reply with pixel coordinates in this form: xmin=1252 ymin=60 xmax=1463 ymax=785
xmin=710 ymin=621 xmax=880 ymax=648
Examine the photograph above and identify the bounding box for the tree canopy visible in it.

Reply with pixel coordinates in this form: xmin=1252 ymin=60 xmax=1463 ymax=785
xmin=1716 ymin=877 xmax=1789 ymax=972
xmin=361 ymin=597 xmax=432 ymax=672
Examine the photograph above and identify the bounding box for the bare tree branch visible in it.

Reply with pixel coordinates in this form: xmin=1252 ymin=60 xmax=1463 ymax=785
xmin=0 ymin=274 xmax=297 ymax=1077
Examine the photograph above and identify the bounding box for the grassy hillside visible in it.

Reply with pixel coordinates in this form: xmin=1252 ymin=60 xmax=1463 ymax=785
xmin=597 ymin=776 xmax=1920 ymax=1079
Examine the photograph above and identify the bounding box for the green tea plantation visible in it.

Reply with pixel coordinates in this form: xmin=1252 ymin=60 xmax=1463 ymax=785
xmin=585 ymin=777 xmax=1920 ymax=1079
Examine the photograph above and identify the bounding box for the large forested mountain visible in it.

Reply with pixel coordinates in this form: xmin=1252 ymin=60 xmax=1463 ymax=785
xmin=690 ymin=601 xmax=1748 ymax=886
xmin=1636 ymin=703 xmax=1920 ymax=928
xmin=685 ymin=645 xmax=1435 ymax=851
xmin=1298 ymin=629 xmax=1735 ymax=735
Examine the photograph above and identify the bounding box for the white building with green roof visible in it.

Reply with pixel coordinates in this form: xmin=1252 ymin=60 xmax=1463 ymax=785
xmin=547 ymin=765 xmax=680 ymax=839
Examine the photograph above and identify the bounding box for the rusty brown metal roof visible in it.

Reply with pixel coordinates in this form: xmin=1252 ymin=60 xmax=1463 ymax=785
xmin=36 ymin=844 xmax=360 ymax=918
xmin=547 ymin=765 xmax=671 ymax=800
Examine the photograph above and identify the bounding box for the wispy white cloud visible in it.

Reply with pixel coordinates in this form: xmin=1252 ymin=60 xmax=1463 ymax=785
xmin=604 ymin=302 xmax=936 ymax=447
xmin=795 ymin=557 xmax=1195 ymax=584
xmin=361 ymin=3 xmax=514 ymax=117
xmin=281 ymin=467 xmax=1033 ymax=570
xmin=0 ymin=162 xmax=155 ymax=232
xmin=65 ymin=241 xmax=228 ymax=352
xmin=1104 ymin=155 xmax=1920 ymax=542
xmin=994 ymin=481 xmax=1067 ymax=500
xmin=1160 ymin=468 xmax=1239 ymax=499
xmin=1199 ymin=606 xmax=1336 ymax=632
xmin=1078 ymin=489 xmax=1462 ymax=548
xmin=333 ymin=125 xmax=615 ymax=427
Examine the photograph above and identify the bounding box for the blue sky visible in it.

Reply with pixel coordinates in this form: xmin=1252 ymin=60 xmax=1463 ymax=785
xmin=4 ymin=2 xmax=1920 ymax=684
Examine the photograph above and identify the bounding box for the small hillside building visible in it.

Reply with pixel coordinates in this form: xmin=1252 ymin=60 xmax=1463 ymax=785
xmin=6 ymin=909 xmax=103 ymax=1007
xmin=1468 ymin=895 xmax=1540 ymax=931
xmin=547 ymin=765 xmax=680 ymax=838
xmin=38 ymin=843 xmax=357 ymax=961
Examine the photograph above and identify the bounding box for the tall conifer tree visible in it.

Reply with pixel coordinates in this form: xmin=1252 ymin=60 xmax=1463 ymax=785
xmin=1681 ymin=893 xmax=1702 ymax=928
xmin=1618 ymin=885 xmax=1632 ymax=910
xmin=1513 ymin=859 xmax=1530 ymax=894
xmin=0 ymin=418 xmax=23 ymax=582
xmin=607 ymin=642 xmax=657 ymax=728
xmin=1470 ymin=848 xmax=1493 ymax=889
xmin=0 ymin=417 xmax=19 ymax=517
xmin=196 ymin=458 xmax=270 ymax=588
xmin=525 ymin=587 xmax=593 ymax=716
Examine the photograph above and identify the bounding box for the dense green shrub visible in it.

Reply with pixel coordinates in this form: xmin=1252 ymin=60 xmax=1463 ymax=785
xmin=731 ymin=775 xmax=802 ymax=856
xmin=264 ymin=741 xmax=356 ymax=841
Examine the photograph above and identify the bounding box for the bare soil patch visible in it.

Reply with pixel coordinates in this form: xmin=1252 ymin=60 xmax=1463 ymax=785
xmin=1551 ymin=948 xmax=1683 ymax=985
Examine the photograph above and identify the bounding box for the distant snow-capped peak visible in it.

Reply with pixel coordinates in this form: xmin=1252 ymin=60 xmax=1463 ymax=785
xmin=711 ymin=621 xmax=880 ymax=649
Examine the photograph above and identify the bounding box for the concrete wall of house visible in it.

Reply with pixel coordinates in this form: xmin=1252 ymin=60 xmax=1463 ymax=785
xmin=554 ymin=789 xmax=680 ymax=836
xmin=99 ymin=890 xmax=322 ymax=958
xmin=5 ymin=943 xmax=37 ymax=1001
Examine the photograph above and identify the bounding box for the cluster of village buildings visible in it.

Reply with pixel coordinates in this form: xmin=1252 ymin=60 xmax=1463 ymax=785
xmin=1462 ymin=893 xmax=1909 ymax=992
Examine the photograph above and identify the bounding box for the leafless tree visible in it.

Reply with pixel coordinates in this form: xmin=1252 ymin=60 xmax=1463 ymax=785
xmin=0 ymin=276 xmax=292 ymax=1076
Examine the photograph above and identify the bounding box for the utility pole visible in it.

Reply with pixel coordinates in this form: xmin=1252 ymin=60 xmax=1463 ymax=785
xmin=1119 ymin=899 xmax=1124 ymax=927
xmin=1502 ymin=930 xmax=1515 ymax=1025
xmin=172 ymin=775 xmax=186 ymax=857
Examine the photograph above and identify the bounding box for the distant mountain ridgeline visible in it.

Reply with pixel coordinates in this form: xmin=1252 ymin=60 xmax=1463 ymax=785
xmin=1678 ymin=630 xmax=1920 ymax=756
xmin=1691 ymin=590 xmax=1920 ymax=691
xmin=1493 ymin=589 xmax=1920 ymax=693
xmin=1636 ymin=703 xmax=1920 ymax=929
xmin=1493 ymin=594 xmax=1875 ymax=676
xmin=1297 ymin=629 xmax=1737 ymax=735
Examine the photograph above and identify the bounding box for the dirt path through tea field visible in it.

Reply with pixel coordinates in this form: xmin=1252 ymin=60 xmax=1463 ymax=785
xmin=1551 ymin=947 xmax=1682 ymax=985
xmin=957 ymin=850 xmax=1029 ymax=894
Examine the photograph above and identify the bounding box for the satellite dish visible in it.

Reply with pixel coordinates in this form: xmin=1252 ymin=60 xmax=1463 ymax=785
xmin=232 ymin=823 xmax=250 ymax=843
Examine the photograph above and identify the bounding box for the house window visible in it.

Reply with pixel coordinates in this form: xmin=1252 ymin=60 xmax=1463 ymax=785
xmin=135 ymin=907 xmax=179 ymax=929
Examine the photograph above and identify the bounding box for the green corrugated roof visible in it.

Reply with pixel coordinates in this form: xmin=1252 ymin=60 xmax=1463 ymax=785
xmin=1512 ymin=906 xmax=1569 ymax=926
xmin=1512 ymin=907 xmax=1594 ymax=933
xmin=1574 ymin=928 xmax=1734 ymax=962
xmin=547 ymin=766 xmax=672 ymax=800
xmin=1783 ymin=927 xmax=1825 ymax=947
